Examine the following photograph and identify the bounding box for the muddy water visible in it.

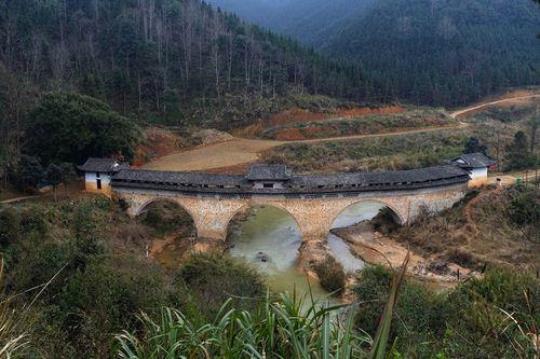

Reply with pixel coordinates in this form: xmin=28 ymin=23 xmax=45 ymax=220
xmin=228 ymin=202 xmax=385 ymax=300
xmin=328 ymin=202 xmax=385 ymax=273
xmin=229 ymin=206 xmax=331 ymax=301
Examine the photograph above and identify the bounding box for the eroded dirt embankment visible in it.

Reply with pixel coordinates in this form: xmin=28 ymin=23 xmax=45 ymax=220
xmin=332 ymin=222 xmax=477 ymax=286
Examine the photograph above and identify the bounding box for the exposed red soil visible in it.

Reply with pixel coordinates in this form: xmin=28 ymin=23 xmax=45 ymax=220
xmin=334 ymin=105 xmax=405 ymax=119
xmin=233 ymin=105 xmax=406 ymax=138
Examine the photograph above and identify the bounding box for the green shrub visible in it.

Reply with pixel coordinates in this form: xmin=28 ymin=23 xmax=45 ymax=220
xmin=0 ymin=208 xmax=20 ymax=247
xmin=354 ymin=266 xmax=540 ymax=358
xmin=177 ymin=253 xmax=265 ymax=318
xmin=443 ymin=269 xmax=540 ymax=358
xmin=313 ymin=255 xmax=346 ymax=295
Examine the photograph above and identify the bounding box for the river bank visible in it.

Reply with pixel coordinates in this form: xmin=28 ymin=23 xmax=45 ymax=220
xmin=332 ymin=221 xmax=478 ymax=287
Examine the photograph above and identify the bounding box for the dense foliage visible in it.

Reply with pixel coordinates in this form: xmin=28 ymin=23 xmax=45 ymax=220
xmin=210 ymin=0 xmax=540 ymax=107
xmin=0 ymin=197 xmax=266 ymax=357
xmin=0 ymin=0 xmax=368 ymax=127
xmin=177 ymin=253 xmax=265 ymax=317
xmin=25 ymin=93 xmax=140 ymax=165
xmin=355 ymin=266 xmax=540 ymax=358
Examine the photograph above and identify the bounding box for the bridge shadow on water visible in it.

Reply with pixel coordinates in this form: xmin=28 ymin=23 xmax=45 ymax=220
xmin=226 ymin=202 xmax=396 ymax=300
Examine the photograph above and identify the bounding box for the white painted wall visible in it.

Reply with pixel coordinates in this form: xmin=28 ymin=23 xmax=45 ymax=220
xmin=470 ymin=167 xmax=488 ymax=180
xmin=252 ymin=181 xmax=285 ymax=189
xmin=467 ymin=167 xmax=488 ymax=188
xmin=84 ymin=172 xmax=112 ymax=193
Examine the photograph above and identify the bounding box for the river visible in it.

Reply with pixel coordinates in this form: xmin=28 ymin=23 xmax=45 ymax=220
xmin=228 ymin=202 xmax=385 ymax=300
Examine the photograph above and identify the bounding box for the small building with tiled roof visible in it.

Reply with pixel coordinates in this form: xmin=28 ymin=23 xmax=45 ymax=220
xmin=452 ymin=153 xmax=496 ymax=188
xmin=78 ymin=158 xmax=128 ymax=195
xmin=246 ymin=164 xmax=292 ymax=190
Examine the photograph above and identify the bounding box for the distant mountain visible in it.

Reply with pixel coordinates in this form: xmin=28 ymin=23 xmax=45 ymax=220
xmin=207 ymin=0 xmax=540 ymax=106
xmin=206 ymin=0 xmax=377 ymax=46
xmin=0 ymin=0 xmax=369 ymax=128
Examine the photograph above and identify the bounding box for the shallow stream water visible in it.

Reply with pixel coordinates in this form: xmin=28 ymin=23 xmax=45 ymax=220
xmin=228 ymin=202 xmax=385 ymax=301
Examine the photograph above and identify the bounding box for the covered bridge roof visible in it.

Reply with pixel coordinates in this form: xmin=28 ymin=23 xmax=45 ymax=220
xmin=452 ymin=153 xmax=496 ymax=169
xmin=246 ymin=164 xmax=292 ymax=181
xmin=78 ymin=158 xmax=128 ymax=173
xmin=111 ymin=164 xmax=469 ymax=195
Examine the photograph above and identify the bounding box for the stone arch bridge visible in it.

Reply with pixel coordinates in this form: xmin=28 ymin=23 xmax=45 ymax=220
xmin=111 ymin=164 xmax=470 ymax=242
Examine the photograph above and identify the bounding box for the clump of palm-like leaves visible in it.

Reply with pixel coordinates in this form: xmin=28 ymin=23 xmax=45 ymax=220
xmin=116 ymin=254 xmax=410 ymax=358
xmin=116 ymin=291 xmax=370 ymax=358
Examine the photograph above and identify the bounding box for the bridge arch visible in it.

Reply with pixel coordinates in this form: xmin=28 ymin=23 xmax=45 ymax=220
xmin=133 ymin=197 xmax=199 ymax=237
xmin=225 ymin=203 xmax=304 ymax=241
xmin=226 ymin=204 xmax=303 ymax=267
xmin=327 ymin=199 xmax=406 ymax=233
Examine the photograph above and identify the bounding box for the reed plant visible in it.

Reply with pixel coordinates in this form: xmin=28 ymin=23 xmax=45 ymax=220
xmin=116 ymin=291 xmax=372 ymax=358
xmin=116 ymin=255 xmax=410 ymax=358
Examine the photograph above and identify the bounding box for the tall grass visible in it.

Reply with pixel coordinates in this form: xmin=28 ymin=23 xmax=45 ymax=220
xmin=116 ymin=291 xmax=371 ymax=358
xmin=116 ymin=254 xmax=411 ymax=358
xmin=0 ymin=261 xmax=29 ymax=358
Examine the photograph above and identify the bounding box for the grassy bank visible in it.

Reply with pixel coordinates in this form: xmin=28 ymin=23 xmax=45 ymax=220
xmin=381 ymin=186 xmax=540 ymax=271
xmin=262 ymin=129 xmax=469 ymax=173
xmin=260 ymin=108 xmax=455 ymax=141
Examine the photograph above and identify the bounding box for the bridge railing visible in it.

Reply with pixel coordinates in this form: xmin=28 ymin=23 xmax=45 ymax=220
xmin=111 ymin=175 xmax=469 ymax=197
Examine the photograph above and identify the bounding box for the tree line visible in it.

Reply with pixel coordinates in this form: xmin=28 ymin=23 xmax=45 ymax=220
xmin=0 ymin=0 xmax=370 ymax=122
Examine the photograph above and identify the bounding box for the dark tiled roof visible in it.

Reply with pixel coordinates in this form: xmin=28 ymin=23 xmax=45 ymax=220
xmin=78 ymin=158 xmax=128 ymax=173
xmin=111 ymin=164 xmax=469 ymax=195
xmin=113 ymin=169 xmax=243 ymax=186
xmin=453 ymin=153 xmax=496 ymax=168
xmin=246 ymin=164 xmax=291 ymax=181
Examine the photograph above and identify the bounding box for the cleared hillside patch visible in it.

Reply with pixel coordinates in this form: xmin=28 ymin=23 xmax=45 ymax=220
xmin=261 ymin=129 xmax=469 ymax=173
xmin=259 ymin=108 xmax=453 ymax=141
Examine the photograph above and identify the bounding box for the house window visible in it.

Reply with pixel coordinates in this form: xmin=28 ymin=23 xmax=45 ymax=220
xmin=263 ymin=183 xmax=274 ymax=189
xmin=96 ymin=171 xmax=101 ymax=178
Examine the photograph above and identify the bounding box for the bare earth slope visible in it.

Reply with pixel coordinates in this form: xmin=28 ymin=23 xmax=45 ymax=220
xmin=144 ymin=124 xmax=464 ymax=172
xmin=144 ymin=93 xmax=540 ymax=172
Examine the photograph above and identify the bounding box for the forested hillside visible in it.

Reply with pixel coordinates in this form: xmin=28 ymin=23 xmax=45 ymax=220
xmin=326 ymin=0 xmax=540 ymax=106
xmin=205 ymin=0 xmax=377 ymax=46
xmin=0 ymin=0 xmax=368 ymax=129
xmin=208 ymin=0 xmax=540 ymax=107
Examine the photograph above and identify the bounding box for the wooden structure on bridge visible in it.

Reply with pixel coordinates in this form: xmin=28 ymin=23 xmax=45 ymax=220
xmin=77 ymin=163 xmax=471 ymax=242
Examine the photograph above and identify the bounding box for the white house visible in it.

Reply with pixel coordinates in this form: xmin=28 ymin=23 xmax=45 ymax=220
xmin=452 ymin=153 xmax=496 ymax=188
xmin=78 ymin=158 xmax=128 ymax=195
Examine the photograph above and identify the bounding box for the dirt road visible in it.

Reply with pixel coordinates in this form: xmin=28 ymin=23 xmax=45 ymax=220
xmin=145 ymin=93 xmax=540 ymax=172
xmin=144 ymin=124 xmax=465 ymax=171
xmin=449 ymin=94 xmax=540 ymax=119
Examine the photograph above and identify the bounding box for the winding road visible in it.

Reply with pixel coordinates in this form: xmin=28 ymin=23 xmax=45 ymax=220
xmin=449 ymin=94 xmax=540 ymax=119
xmin=144 ymin=124 xmax=467 ymax=172
xmin=145 ymin=93 xmax=540 ymax=172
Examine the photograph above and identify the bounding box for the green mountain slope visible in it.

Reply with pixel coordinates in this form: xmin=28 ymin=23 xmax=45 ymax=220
xmin=325 ymin=0 xmax=540 ymax=106
xmin=0 ymin=0 xmax=369 ymax=128
xmin=207 ymin=0 xmax=540 ymax=106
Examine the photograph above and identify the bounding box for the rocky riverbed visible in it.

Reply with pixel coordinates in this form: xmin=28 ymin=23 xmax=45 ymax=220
xmin=332 ymin=221 xmax=478 ymax=286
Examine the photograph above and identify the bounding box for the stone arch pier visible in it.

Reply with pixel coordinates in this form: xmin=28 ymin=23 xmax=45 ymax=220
xmin=120 ymin=185 xmax=465 ymax=242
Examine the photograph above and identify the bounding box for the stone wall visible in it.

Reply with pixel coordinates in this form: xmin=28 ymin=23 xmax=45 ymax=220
xmin=116 ymin=183 xmax=467 ymax=242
